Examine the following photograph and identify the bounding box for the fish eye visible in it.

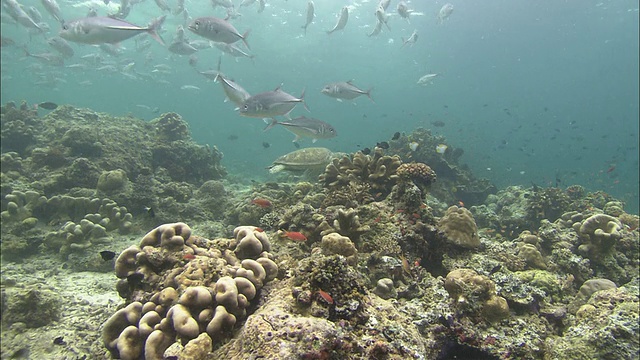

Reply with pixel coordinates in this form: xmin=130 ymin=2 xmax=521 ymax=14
xmin=62 ymin=24 xmax=68 ymax=30
xmin=243 ymin=105 xmax=248 ymax=110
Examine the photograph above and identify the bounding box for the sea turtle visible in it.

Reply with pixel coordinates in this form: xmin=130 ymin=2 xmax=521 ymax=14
xmin=267 ymin=147 xmax=335 ymax=175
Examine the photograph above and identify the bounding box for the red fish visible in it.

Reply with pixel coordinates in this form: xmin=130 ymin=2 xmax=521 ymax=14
xmin=183 ymin=253 xmax=196 ymax=260
xmin=316 ymin=290 xmax=334 ymax=304
xmin=284 ymin=231 xmax=307 ymax=242
xmin=251 ymin=198 xmax=272 ymax=207
xmin=255 ymin=227 xmax=264 ymax=232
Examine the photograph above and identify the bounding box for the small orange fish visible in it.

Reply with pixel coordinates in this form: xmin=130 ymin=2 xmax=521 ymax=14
xmin=457 ymin=200 xmax=465 ymax=207
xmin=254 ymin=227 xmax=264 ymax=232
xmin=284 ymin=231 xmax=307 ymax=242
xmin=183 ymin=253 xmax=196 ymax=260
xmin=316 ymin=290 xmax=334 ymax=304
xmin=251 ymin=198 xmax=272 ymax=208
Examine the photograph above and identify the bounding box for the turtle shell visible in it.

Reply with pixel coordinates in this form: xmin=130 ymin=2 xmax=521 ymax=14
xmin=269 ymin=147 xmax=334 ymax=172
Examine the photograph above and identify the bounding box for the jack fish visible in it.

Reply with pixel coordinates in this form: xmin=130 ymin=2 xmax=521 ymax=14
xmin=239 ymin=86 xmax=308 ymax=119
xmin=59 ymin=15 xmax=166 ymax=45
xmin=437 ymin=4 xmax=453 ymax=24
xmin=396 ymin=1 xmax=413 ymax=23
xmin=40 ymin=0 xmax=63 ymax=24
xmin=188 ymin=17 xmax=250 ymax=49
xmin=401 ymin=29 xmax=418 ymax=48
xmin=302 ymin=1 xmax=314 ymax=34
xmin=215 ymin=74 xmax=252 ymax=106
xmin=264 ymin=116 xmax=337 ymax=143
xmin=321 ymin=81 xmax=374 ymax=103
xmin=327 ymin=6 xmax=348 ymax=34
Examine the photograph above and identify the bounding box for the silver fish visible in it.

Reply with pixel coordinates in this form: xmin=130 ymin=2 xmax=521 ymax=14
xmin=23 ymin=48 xmax=64 ymax=66
xmin=27 ymin=6 xmax=42 ymax=23
xmin=216 ymin=75 xmax=251 ymax=106
xmin=327 ymin=6 xmax=348 ymax=35
xmin=401 ymin=29 xmax=417 ymax=48
xmin=153 ymin=0 xmax=170 ymax=12
xmin=264 ymin=116 xmax=337 ymax=143
xmin=417 ymin=73 xmax=439 ymax=86
xmin=188 ymin=17 xmax=250 ymax=49
xmin=302 ymin=1 xmax=314 ymax=35
xmin=99 ymin=43 xmax=123 ymax=57
xmin=374 ymin=5 xmax=390 ymax=31
xmin=321 ymin=81 xmax=374 ymax=103
xmin=47 ymin=36 xmax=74 ymax=58
xmin=169 ymin=25 xmax=198 ymax=55
xmin=367 ymin=21 xmax=382 ymax=37
xmin=258 ymin=0 xmax=266 ymax=13
xmin=59 ymin=15 xmax=166 ymax=45
xmin=3 ymin=0 xmax=41 ymax=30
xmin=396 ymin=1 xmax=412 ymax=23
xmin=378 ymin=0 xmax=390 ymax=11
xmin=437 ymin=3 xmax=453 ymax=24
xmin=239 ymin=86 xmax=308 ymax=119
xmin=239 ymin=0 xmax=257 ymax=8
xmin=40 ymin=0 xmax=63 ymax=24
xmin=173 ymin=0 xmax=184 ymax=15
xmin=214 ymin=42 xmax=254 ymax=61
xmin=211 ymin=0 xmax=233 ymax=9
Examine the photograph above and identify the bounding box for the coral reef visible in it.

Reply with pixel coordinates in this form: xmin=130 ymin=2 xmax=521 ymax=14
xmin=437 ymin=205 xmax=480 ymax=249
xmin=105 ymin=223 xmax=278 ymax=359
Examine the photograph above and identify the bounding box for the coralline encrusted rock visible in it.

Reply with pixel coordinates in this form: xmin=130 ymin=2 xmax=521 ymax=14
xmin=104 ymin=223 xmax=278 ymax=360
xmin=444 ymin=268 xmax=510 ymax=322
xmin=437 ymin=205 xmax=480 ymax=248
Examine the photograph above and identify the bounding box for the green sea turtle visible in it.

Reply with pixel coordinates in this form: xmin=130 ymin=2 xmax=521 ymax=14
xmin=267 ymin=147 xmax=335 ymax=175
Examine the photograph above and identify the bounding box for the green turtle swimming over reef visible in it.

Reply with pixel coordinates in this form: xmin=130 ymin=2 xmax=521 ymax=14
xmin=267 ymin=147 xmax=336 ymax=176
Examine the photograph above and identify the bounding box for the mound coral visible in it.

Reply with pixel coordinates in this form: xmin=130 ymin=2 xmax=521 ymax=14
xmin=437 ymin=205 xmax=480 ymax=249
xmin=104 ymin=223 xmax=278 ymax=359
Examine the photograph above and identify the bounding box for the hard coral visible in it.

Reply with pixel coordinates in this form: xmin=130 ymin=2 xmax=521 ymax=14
xmin=397 ymin=162 xmax=437 ymax=190
xmin=438 ymin=205 xmax=480 ymax=249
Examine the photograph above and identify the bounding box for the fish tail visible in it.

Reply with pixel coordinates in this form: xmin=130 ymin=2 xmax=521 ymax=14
xmin=147 ymin=15 xmax=167 ymax=46
xmin=300 ymin=88 xmax=311 ymax=112
xmin=365 ymin=87 xmax=375 ymax=104
xmin=241 ymin=29 xmax=251 ymax=50
xmin=263 ymin=119 xmax=278 ymax=132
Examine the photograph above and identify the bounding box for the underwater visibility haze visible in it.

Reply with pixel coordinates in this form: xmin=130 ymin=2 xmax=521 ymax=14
xmin=1 ymin=0 xmax=639 ymax=359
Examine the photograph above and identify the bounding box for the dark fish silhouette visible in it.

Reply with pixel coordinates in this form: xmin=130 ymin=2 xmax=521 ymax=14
xmin=227 ymin=134 xmax=239 ymax=140
xmin=262 ymin=142 xmax=270 ymax=148
xmin=127 ymin=273 xmax=144 ymax=285
xmin=431 ymin=120 xmax=445 ymax=127
xmin=99 ymin=250 xmax=116 ymax=261
xmin=392 ymin=132 xmax=401 ymax=140
xmin=376 ymin=141 xmax=389 ymax=149
xmin=38 ymin=102 xmax=58 ymax=110
xmin=362 ymin=147 xmax=371 ymax=155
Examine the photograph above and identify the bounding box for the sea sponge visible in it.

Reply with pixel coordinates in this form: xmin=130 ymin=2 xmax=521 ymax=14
xmin=438 ymin=205 xmax=480 ymax=249
xmin=138 ymin=311 xmax=162 ymax=338
xmin=233 ymin=226 xmax=271 ymax=259
xmin=140 ymin=222 xmax=192 ymax=250
xmin=234 ymin=276 xmax=257 ymax=300
xmin=116 ymin=325 xmax=143 ymax=360
xmin=235 ymin=259 xmax=266 ymax=288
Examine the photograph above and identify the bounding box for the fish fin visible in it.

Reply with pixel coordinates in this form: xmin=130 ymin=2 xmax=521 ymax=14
xmin=263 ymin=119 xmax=278 ymax=132
xmin=146 ymin=15 xmax=167 ymax=46
xmin=384 ymin=21 xmax=391 ymax=31
xmin=299 ymin=88 xmax=310 ymax=112
xmin=293 ymin=135 xmax=301 ymax=142
xmin=365 ymin=87 xmax=375 ymax=103
xmin=241 ymin=29 xmax=251 ymax=50
xmin=336 ymin=99 xmax=343 ymax=102
xmin=312 ymin=138 xmax=317 ymax=143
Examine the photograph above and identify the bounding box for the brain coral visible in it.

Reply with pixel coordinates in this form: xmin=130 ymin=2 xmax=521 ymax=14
xmin=437 ymin=205 xmax=480 ymax=248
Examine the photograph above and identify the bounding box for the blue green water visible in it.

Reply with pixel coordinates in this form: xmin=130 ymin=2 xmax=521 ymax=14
xmin=1 ymin=0 xmax=638 ymax=212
